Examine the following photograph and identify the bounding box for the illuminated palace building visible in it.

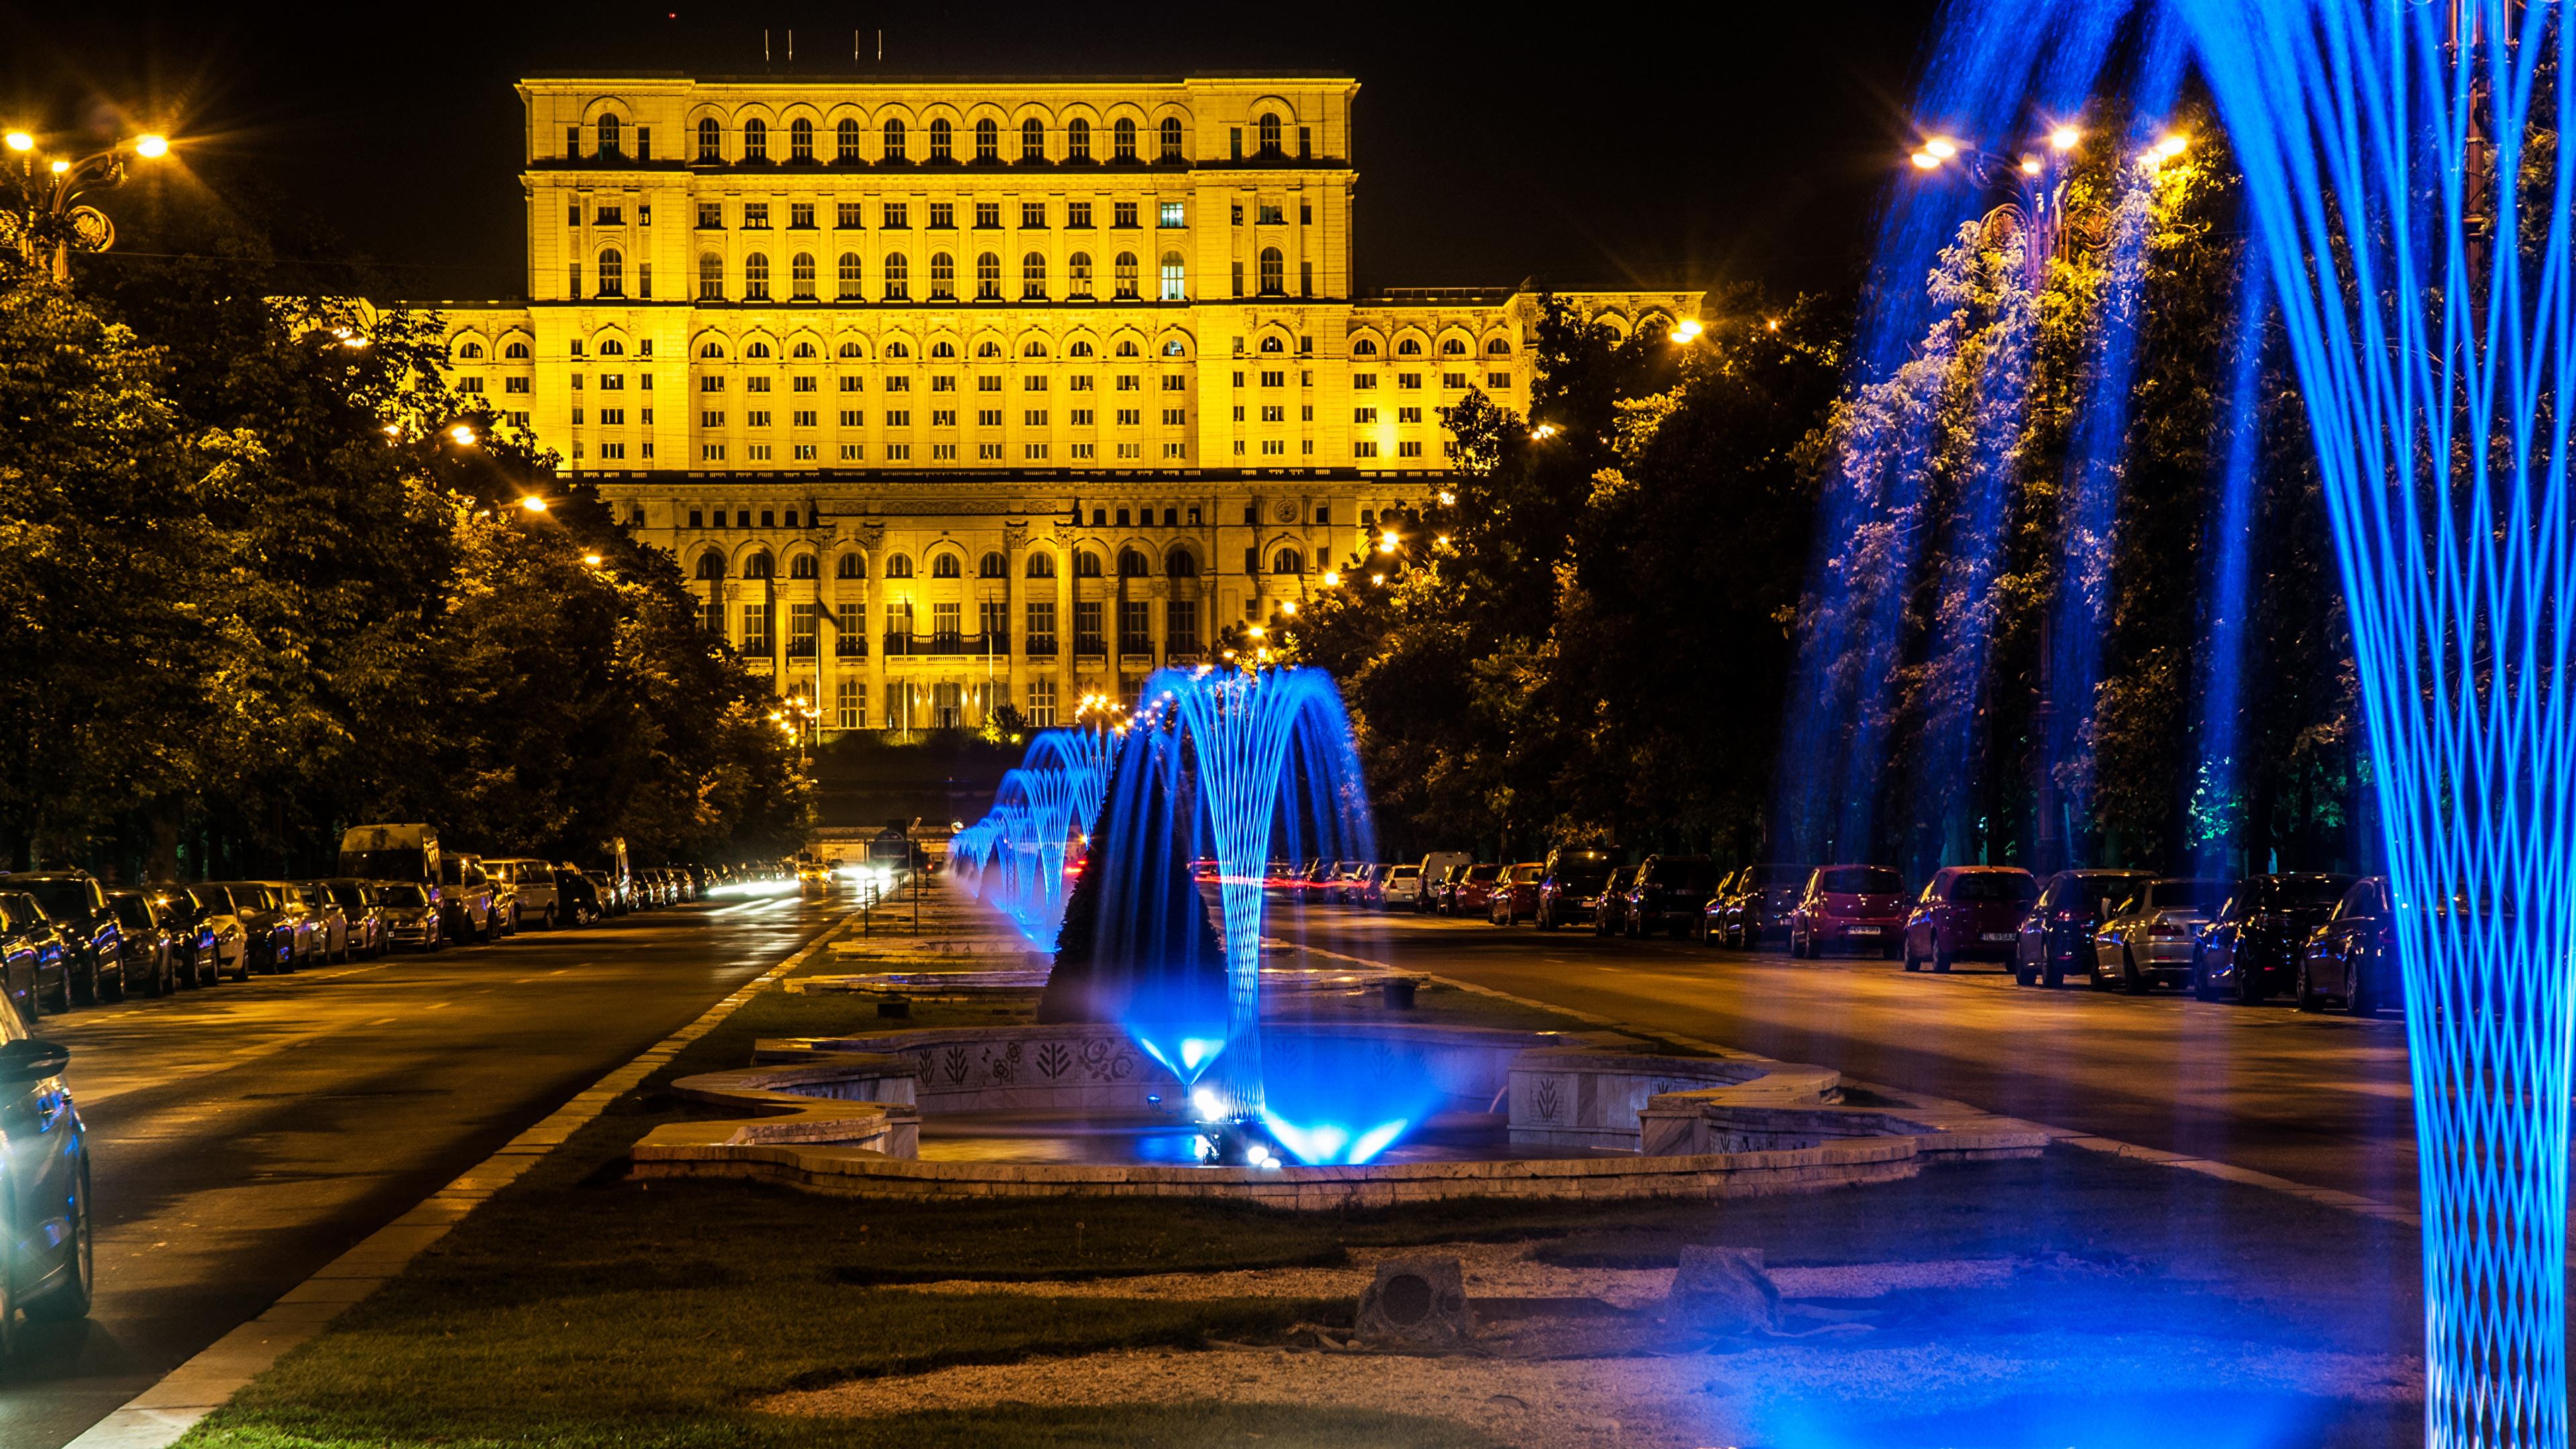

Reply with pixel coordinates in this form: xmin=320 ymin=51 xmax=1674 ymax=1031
xmin=431 ymin=73 xmax=1699 ymax=731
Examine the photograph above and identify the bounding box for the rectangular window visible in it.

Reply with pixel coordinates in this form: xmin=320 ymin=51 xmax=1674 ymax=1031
xmin=1115 ymin=408 xmax=1140 ymax=425
xmin=928 ymin=201 xmax=954 ymax=228
xmin=789 ymin=602 xmax=820 ymax=656
xmin=1023 ymin=409 xmax=1047 ymax=426
xmin=1067 ymin=201 xmax=1093 ymax=228
xmin=837 ymin=201 xmax=864 ymax=228
xmin=980 ymin=598 xmax=1009 ymax=646
xmin=969 ymin=201 xmax=998 ymax=228
xmin=1257 ymin=203 xmax=1284 ymax=225
xmin=931 ymin=602 xmax=961 ymax=641
xmin=1399 ymin=372 xmax=1423 ymax=389
xmin=975 ymin=409 xmax=1001 ymax=427
xmin=1163 ymin=374 xmax=1188 ymax=390
xmin=792 ymin=376 xmax=816 ymax=392
xmin=1116 ymin=375 xmax=1140 ymax=391
xmin=1398 ymin=407 xmax=1423 ymax=423
xmin=790 ymin=201 xmax=814 ymax=228
xmin=1260 ymin=405 xmax=1285 ymax=423
xmin=1119 ymin=600 xmax=1152 ymax=654
xmin=839 ymin=409 xmax=863 ymax=426
xmin=1069 ymin=408 xmax=1094 ymax=426
xmin=743 ymin=203 xmax=769 ymax=229
xmin=886 ymin=443 xmax=911 ymax=460
xmin=839 ymin=376 xmax=863 ymax=392
xmin=883 ymin=201 xmax=908 ymax=228
xmin=746 ymin=376 xmax=771 ymax=393
xmin=837 ymin=603 xmax=864 ymax=653
xmin=1159 ymin=201 xmax=1184 ymax=227
xmin=1489 ymin=372 xmax=1511 ymax=388
xmin=1070 ymin=442 xmax=1095 ymax=458
xmin=1161 ymin=408 xmax=1187 ymax=425
xmin=889 ymin=409 xmax=912 ymax=427
xmin=836 ymin=676 xmax=865 ymax=729
xmin=1399 ymin=441 xmax=1424 ymax=458
xmin=741 ymin=603 xmax=773 ymax=653
xmin=1162 ymin=441 xmax=1187 ymax=458
xmin=1021 ymin=201 xmax=1046 ymax=228
xmin=504 ymin=376 xmax=530 ymax=393
xmin=839 ymin=444 xmax=862 ymax=460
xmin=1114 ymin=200 xmax=1138 ymax=227
xmin=1354 ymin=374 xmax=1377 ymax=389
xmin=697 ymin=203 xmax=723 ymax=229
xmin=1259 ymin=439 xmax=1285 ymax=455
xmin=600 ymin=407 xmax=625 ymax=425
xmin=978 ymin=375 xmax=1004 ymax=392
xmin=1026 ymin=601 xmax=1057 ymax=655
xmin=1074 ymin=600 xmax=1104 ymax=652
xmin=1024 ymin=443 xmax=1048 ymax=460
xmin=1025 ymin=679 xmax=1057 ymax=727
xmin=978 ymin=442 xmax=1004 ymax=460
xmin=698 ymin=597 xmax=724 ymax=634
xmin=1116 ymin=442 xmax=1142 ymax=458
xmin=747 ymin=410 xmax=772 ymax=427
xmin=1024 ymin=375 xmax=1049 ymax=390
xmin=1165 ymin=600 xmax=1199 ymax=654
xmin=747 ymin=443 xmax=772 ymax=460
xmin=1444 ymin=372 xmax=1468 ymax=390
xmin=1260 ymin=370 xmax=1285 ymax=388
xmin=932 ymin=376 xmax=957 ymax=391
xmin=568 ymin=262 xmax=582 ymax=297
xmin=458 ymin=376 xmax=485 ymax=394
xmin=1068 ymin=375 xmax=1093 ymax=392
xmin=792 ymin=409 xmax=817 ymax=427
xmin=1354 ymin=441 xmax=1379 ymax=458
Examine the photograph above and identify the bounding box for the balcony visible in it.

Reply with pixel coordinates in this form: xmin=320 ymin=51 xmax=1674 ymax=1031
xmin=1073 ymin=635 xmax=1108 ymax=660
xmin=1026 ymin=635 xmax=1059 ymax=658
xmin=835 ymin=636 xmax=867 ymax=658
xmin=788 ymin=639 xmax=818 ymax=659
xmin=880 ymin=632 xmax=1013 ymax=657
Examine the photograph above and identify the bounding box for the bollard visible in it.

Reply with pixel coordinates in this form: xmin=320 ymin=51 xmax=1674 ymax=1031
xmin=1382 ymin=977 xmax=1419 ymax=1010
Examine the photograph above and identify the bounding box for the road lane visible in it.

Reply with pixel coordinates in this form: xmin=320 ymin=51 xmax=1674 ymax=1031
xmin=2 ymin=890 xmax=842 ymax=1449
xmin=1281 ymin=906 xmax=2418 ymax=1210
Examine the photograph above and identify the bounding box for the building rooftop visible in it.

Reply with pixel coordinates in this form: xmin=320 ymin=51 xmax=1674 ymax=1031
xmin=519 ymin=72 xmax=1360 ymax=86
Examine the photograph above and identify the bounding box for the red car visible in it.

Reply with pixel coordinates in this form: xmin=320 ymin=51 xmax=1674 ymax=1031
xmin=1901 ymin=865 xmax=2039 ymax=973
xmin=1788 ymin=865 xmax=1908 ymax=959
xmin=1489 ymin=863 xmax=1544 ymax=924
xmin=1444 ymin=863 xmax=1505 ymax=917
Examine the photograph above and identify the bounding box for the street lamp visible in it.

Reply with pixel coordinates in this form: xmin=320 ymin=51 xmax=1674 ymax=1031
xmin=2 ymin=127 xmax=174 ymax=282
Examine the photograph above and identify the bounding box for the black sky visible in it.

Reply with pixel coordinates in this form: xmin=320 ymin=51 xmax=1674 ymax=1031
xmin=3 ymin=1 xmax=1944 ymax=302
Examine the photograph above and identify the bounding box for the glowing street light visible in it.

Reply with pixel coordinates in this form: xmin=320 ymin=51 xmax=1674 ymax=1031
xmin=2050 ymin=125 xmax=2081 ymax=152
xmin=582 ymin=552 xmax=604 ymax=567
xmin=1671 ymin=317 xmax=1704 ymax=344
xmin=1530 ymin=423 xmax=1559 ymax=440
xmin=1321 ymin=570 xmax=1342 ymax=586
xmin=1279 ymin=600 xmax=1297 ymax=615
xmin=3 ymin=131 xmax=31 ymax=153
xmin=1923 ymin=137 xmax=1958 ymax=160
xmin=2156 ymin=132 xmax=2188 ymax=158
xmin=1377 ymin=531 xmax=1399 ymax=553
xmin=133 ymin=133 xmax=168 ymax=158
xmin=519 ymin=496 xmax=548 ymax=513
xmin=9 ymin=128 xmax=174 ymax=281
xmin=449 ymin=425 xmax=478 ymax=446
xmin=1909 ymin=150 xmax=1941 ymax=170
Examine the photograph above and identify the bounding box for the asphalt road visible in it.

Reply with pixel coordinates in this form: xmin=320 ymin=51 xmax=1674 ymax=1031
xmin=1 ymin=889 xmax=845 ymax=1449
xmin=1281 ymin=906 xmax=2419 ymax=1211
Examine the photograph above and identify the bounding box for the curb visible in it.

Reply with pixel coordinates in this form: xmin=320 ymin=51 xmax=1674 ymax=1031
xmin=62 ymin=909 xmax=857 ymax=1449
xmin=1276 ymin=935 xmax=2422 ymax=1229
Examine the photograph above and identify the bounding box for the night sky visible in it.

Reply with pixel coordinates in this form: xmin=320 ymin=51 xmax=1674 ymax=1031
xmin=3 ymin=1 xmax=1944 ymax=303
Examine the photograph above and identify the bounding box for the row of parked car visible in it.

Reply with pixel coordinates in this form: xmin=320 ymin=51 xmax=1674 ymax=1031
xmin=1285 ymin=852 xmax=2398 ymax=1016
xmin=0 ymin=857 xmax=783 ymax=1028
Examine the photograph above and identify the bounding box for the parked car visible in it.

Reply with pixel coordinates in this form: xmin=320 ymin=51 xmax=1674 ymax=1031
xmin=1900 ymin=866 xmax=2040 ymax=973
xmin=2298 ymin=875 xmax=2400 ymax=1015
xmin=485 ymin=858 xmax=563 ymax=930
xmin=1356 ymin=864 xmax=1393 ymax=908
xmin=0 ymin=1001 xmax=92 ymax=1344
xmin=314 ymin=880 xmax=388 ymax=959
xmin=2191 ymin=871 xmax=2355 ymax=1003
xmin=1710 ymin=863 xmax=1817 ymax=950
xmin=1619 ymin=855 xmax=1723 ymax=939
xmin=1414 ymin=853 xmax=1472 ymax=914
xmin=1591 ymin=867 xmax=1640 ymax=936
xmin=280 ymin=882 xmax=351 ymax=963
xmin=555 ymin=865 xmax=603 ymax=925
xmin=1788 ymin=865 xmax=1909 ymax=959
xmin=1444 ymin=863 xmax=1504 ymax=918
xmin=2089 ymin=877 xmax=2231 ymax=992
xmin=1379 ymin=865 xmax=1424 ymax=912
xmin=103 ymin=890 xmax=182 ymax=997
xmin=2012 ymin=869 xmax=2155 ymax=988
xmin=0 ymin=894 xmax=71 ymax=1020
xmin=169 ymin=885 xmax=252 ymax=983
xmin=5 ymin=873 xmax=132 ymax=1006
xmin=202 ymin=882 xmax=305 ymax=973
xmin=377 ymin=883 xmax=444 ymax=951
xmin=584 ymin=869 xmax=625 ymax=916
xmin=1534 ymin=849 xmax=1617 ymax=931
xmin=439 ymin=855 xmax=499 ymax=943
xmin=1489 ymin=863 xmax=1545 ymax=924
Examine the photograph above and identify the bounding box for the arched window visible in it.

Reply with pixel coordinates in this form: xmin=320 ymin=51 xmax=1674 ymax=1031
xmin=1273 ymin=548 xmax=1303 ymax=576
xmin=1118 ymin=547 xmax=1150 ymax=578
xmin=504 ymin=340 xmax=530 ymax=359
xmin=791 ymin=340 xmax=815 ymax=358
xmin=789 ymin=117 xmax=814 ymax=162
xmin=975 ymin=341 xmax=1002 ymax=358
xmin=1486 ymin=337 xmax=1512 ymax=355
xmin=979 ymin=551 xmax=1006 ymax=578
xmin=1166 ymin=547 xmax=1199 ymax=577
xmin=696 ymin=116 xmax=722 ymax=161
xmin=836 ymin=553 xmax=865 ymax=579
xmin=696 ymin=551 xmax=727 ymax=580
xmin=1067 ymin=252 xmax=1093 ymax=297
xmin=1116 ymin=339 xmax=1140 ymax=357
xmin=929 ymin=252 xmax=955 ymax=299
xmin=599 ymin=338 xmax=626 ymax=356
xmin=1257 ymin=113 xmax=1282 ymax=154
xmin=1113 ymin=252 xmax=1139 ymax=299
xmin=1069 ymin=339 xmax=1095 ymax=358
xmin=884 ymin=252 xmax=909 ymax=299
xmin=884 ymin=340 xmax=910 ymax=358
xmin=1067 ymin=116 xmax=1091 ymax=160
xmin=1113 ymin=116 xmax=1138 ymax=161
xmin=885 ymin=553 xmax=915 ymax=578
xmin=1158 ymin=252 xmax=1185 ymax=302
xmin=1354 ymin=337 xmax=1379 ymax=356
xmin=745 ymin=340 xmax=773 ymax=358
xmin=1074 ymin=549 xmax=1103 ymax=578
xmin=597 ymin=249 xmax=625 ymax=297
xmin=976 ymin=252 xmax=1002 ymax=301
xmin=932 ymin=551 xmax=962 ymax=578
xmin=838 ymin=339 xmax=865 ymax=358
xmin=1026 ymin=552 xmax=1057 ymax=578
xmin=698 ymin=339 xmax=726 ymax=359
xmin=974 ymin=117 xmax=1000 ymax=162
xmin=742 ymin=117 xmax=769 ymax=162
xmin=744 ymin=253 xmax=771 ymax=301
xmin=1162 ymin=337 xmax=1187 ymax=357
xmin=837 ymin=117 xmax=862 ymax=162
xmin=745 ymin=550 xmax=776 ymax=579
xmin=790 ymin=253 xmax=816 ymax=299
xmin=1397 ymin=337 xmax=1422 ymax=356
xmin=457 ymin=340 xmax=485 ymax=359
xmin=1259 ymin=335 xmax=1285 ymax=354
xmin=932 ymin=340 xmax=958 ymax=358
xmin=1021 ymin=252 xmax=1047 ymax=299
xmin=698 ymin=254 xmax=725 ymax=300
xmin=1022 ymin=339 xmax=1047 ymax=358
xmin=838 ymin=252 xmax=863 ymax=297
xmin=1020 ymin=117 xmax=1044 ymax=161
xmin=1442 ymin=337 xmax=1468 ymax=356
xmin=790 ymin=552 xmax=818 ymax=579
xmin=1257 ymin=248 xmax=1283 ymax=295
xmin=928 ymin=117 xmax=953 ymax=162
xmin=598 ymin=114 xmax=624 ymax=156
xmin=1158 ymin=115 xmax=1183 ymax=160
xmin=882 ymin=116 xmax=906 ymax=161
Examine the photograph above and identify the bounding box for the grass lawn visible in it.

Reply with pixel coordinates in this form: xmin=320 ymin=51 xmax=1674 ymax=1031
xmin=178 ymin=906 xmax=2421 ymax=1449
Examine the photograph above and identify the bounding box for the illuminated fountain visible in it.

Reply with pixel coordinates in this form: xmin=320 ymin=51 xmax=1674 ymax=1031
xmin=948 ymin=727 xmax=1117 ymax=951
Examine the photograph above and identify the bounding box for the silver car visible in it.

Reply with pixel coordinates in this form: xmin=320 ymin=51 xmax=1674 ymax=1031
xmin=2089 ymin=877 xmax=2230 ymax=993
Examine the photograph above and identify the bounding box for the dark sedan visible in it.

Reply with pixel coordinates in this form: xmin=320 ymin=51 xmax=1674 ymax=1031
xmin=2194 ymin=871 xmax=2355 ymax=1004
xmin=1709 ymin=863 xmax=1815 ymax=951
xmin=103 ymin=890 xmax=182 ymax=996
xmin=199 ymin=882 xmax=301 ymax=973
xmin=1788 ymin=865 xmax=1909 ymax=959
xmin=2013 ymin=869 xmax=2153 ymax=988
xmin=1619 ymin=855 xmax=1723 ymax=939
xmin=7 ymin=873 xmax=131 ymax=1006
xmin=1591 ymin=867 xmax=1639 ymax=936
xmin=0 ymin=894 xmax=70 ymax=1022
xmin=1902 ymin=866 xmax=2039 ymax=973
xmin=1534 ymin=850 xmax=1617 ymax=930
xmin=0 ymin=998 xmax=92 ymax=1350
xmin=2298 ymin=875 xmax=2402 ymax=1015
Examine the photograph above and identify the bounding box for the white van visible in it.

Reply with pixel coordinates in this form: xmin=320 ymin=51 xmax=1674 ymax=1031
xmin=484 ymin=858 xmax=564 ymax=930
xmin=1415 ymin=852 xmax=1473 ymax=914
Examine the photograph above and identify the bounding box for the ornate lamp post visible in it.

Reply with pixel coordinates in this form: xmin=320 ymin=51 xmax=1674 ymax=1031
xmin=1 ymin=128 xmax=171 ymax=283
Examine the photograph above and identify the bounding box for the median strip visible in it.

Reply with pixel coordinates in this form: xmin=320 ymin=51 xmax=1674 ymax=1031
xmin=62 ymin=908 xmax=858 ymax=1449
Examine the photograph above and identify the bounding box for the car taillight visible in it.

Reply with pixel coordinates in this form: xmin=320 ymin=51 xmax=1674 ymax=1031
xmin=2149 ymin=922 xmax=2183 ymax=938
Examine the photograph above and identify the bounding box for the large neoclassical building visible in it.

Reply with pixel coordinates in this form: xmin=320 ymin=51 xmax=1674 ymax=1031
xmin=426 ymin=72 xmax=1701 ymax=733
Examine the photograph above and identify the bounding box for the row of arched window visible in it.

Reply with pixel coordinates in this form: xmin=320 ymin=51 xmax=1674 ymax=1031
xmin=680 ymin=114 xmax=1197 ymax=168
xmin=693 ymin=543 xmax=1213 ymax=581
xmin=696 ymin=249 xmax=1186 ymax=303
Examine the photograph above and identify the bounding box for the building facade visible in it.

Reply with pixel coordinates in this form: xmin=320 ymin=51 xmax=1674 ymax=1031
xmin=429 ymin=72 xmax=1700 ymax=733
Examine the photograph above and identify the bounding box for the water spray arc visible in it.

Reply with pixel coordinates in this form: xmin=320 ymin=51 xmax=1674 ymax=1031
xmin=948 ymin=727 xmax=1119 ymax=950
